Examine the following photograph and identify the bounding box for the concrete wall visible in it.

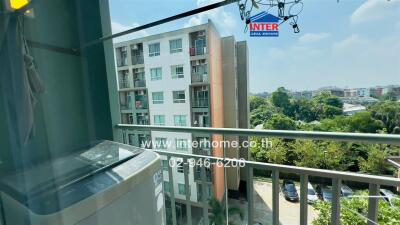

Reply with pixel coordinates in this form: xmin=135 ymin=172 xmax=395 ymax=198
xmin=236 ymin=41 xmax=250 ymax=180
xmin=207 ymin=21 xmax=225 ymax=201
xmin=221 ymin=36 xmax=240 ymax=190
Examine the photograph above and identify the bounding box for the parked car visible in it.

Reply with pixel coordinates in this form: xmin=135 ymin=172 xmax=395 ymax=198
xmin=380 ymin=189 xmax=397 ymax=207
xmin=316 ymin=185 xmax=333 ymax=202
xmin=307 ymin=183 xmax=319 ymax=204
xmin=341 ymin=185 xmax=354 ymax=198
xmin=282 ymin=180 xmax=299 ymax=202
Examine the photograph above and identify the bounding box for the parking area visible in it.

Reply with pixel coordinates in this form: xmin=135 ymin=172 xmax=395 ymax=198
xmin=253 ymin=180 xmax=318 ymax=225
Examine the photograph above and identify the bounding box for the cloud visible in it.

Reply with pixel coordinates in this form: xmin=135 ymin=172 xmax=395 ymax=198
xmin=331 ymin=34 xmax=367 ymax=51
xmin=184 ymin=0 xmax=237 ymax=36
xmin=351 ymin=0 xmax=400 ymax=25
xmin=299 ymin=33 xmax=331 ymax=43
xmin=111 ymin=21 xmax=149 ymax=43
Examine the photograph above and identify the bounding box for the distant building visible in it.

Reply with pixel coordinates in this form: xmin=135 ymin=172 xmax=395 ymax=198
xmin=292 ymin=90 xmax=313 ymax=100
xmin=370 ymin=87 xmax=385 ymax=98
xmin=343 ymin=103 xmax=366 ymax=116
xmin=340 ymin=97 xmax=378 ymax=105
xmin=356 ymin=88 xmax=370 ymax=97
xmin=344 ymin=89 xmax=357 ymax=97
xmin=318 ymin=87 xmax=344 ymax=97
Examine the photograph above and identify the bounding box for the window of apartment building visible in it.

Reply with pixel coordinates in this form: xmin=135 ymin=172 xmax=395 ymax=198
xmin=171 ymin=65 xmax=184 ymax=79
xmin=154 ymin=115 xmax=165 ymax=125
xmin=173 ymin=91 xmax=185 ymax=103
xmin=178 ymin=183 xmax=187 ymax=195
xmin=155 ymin=137 xmax=167 ymax=149
xmin=174 ymin=115 xmax=187 ymax=126
xmin=148 ymin=43 xmax=160 ymax=57
xmin=162 ymin=160 xmax=169 ymax=171
xmin=175 ymin=139 xmax=188 ymax=151
xmin=163 ymin=181 xmax=170 ymax=193
xmin=150 ymin=67 xmax=162 ymax=81
xmin=152 ymin=92 xmax=164 ymax=104
xmin=169 ymin=39 xmax=182 ymax=53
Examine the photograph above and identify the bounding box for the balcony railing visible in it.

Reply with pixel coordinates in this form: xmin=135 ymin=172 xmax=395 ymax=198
xmin=119 ymin=80 xmax=130 ymax=89
xmin=192 ymin=98 xmax=209 ymax=108
xmin=190 ymin=47 xmax=206 ymax=56
xmin=134 ymin=100 xmax=148 ymax=109
xmin=132 ymin=53 xmax=144 ymax=65
xmin=134 ymin=80 xmax=146 ymax=88
xmin=117 ymin=124 xmax=400 ymax=225
xmin=137 ymin=119 xmax=150 ymax=125
xmin=191 ymin=73 xmax=208 ymax=83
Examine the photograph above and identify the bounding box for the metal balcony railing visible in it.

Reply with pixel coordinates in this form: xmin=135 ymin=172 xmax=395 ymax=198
xmin=134 ymin=100 xmax=148 ymax=109
xmin=192 ymin=98 xmax=209 ymax=108
xmin=117 ymin=124 xmax=400 ymax=225
xmin=119 ymin=80 xmax=130 ymax=89
xmin=191 ymin=73 xmax=208 ymax=83
xmin=134 ymin=80 xmax=146 ymax=88
xmin=132 ymin=54 xmax=144 ymax=65
xmin=190 ymin=47 xmax=206 ymax=56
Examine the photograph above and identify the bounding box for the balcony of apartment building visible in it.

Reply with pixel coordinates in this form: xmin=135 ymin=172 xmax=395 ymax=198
xmin=191 ymin=86 xmax=209 ymax=108
xmin=189 ymin=30 xmax=207 ymax=57
xmin=131 ymin=43 xmax=144 ymax=65
xmin=119 ymin=92 xmax=132 ymax=110
xmin=121 ymin=113 xmax=134 ymax=124
xmin=192 ymin=136 xmax=211 ymax=156
xmin=192 ymin=112 xmax=210 ymax=127
xmin=118 ymin=70 xmax=131 ymax=89
xmin=116 ymin=46 xmax=128 ymax=67
xmin=191 ymin=59 xmax=208 ymax=83
xmin=133 ymin=67 xmax=146 ymax=88
xmin=136 ymin=113 xmax=150 ymax=125
xmin=133 ymin=90 xmax=149 ymax=109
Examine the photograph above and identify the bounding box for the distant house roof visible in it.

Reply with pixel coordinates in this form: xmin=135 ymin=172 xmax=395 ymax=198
xmin=343 ymin=103 xmax=366 ymax=115
xmin=250 ymin=11 xmax=280 ymax=23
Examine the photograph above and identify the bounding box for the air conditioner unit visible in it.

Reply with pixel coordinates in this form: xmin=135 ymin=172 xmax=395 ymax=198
xmin=198 ymin=31 xmax=205 ymax=36
xmin=132 ymin=44 xmax=138 ymax=50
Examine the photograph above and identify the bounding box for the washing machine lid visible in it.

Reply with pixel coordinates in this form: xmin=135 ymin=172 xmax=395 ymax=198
xmin=0 ymin=140 xmax=144 ymax=215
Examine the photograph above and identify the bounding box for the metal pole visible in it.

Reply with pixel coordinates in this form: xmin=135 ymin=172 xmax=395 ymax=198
xmin=82 ymin=0 xmax=239 ymax=48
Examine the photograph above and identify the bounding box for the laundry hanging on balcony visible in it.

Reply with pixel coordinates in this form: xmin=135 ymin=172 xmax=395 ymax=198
xmin=0 ymin=12 xmax=44 ymax=147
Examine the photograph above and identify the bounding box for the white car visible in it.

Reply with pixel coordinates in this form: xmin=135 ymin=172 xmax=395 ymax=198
xmin=307 ymin=183 xmax=319 ymax=204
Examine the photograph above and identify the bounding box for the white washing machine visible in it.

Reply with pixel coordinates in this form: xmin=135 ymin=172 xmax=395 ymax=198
xmin=0 ymin=141 xmax=165 ymax=225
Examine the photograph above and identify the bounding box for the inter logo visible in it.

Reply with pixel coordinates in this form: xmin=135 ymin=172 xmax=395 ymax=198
xmin=249 ymin=11 xmax=280 ymax=37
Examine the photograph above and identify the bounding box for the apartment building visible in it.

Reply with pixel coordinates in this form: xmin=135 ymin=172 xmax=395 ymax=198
xmin=114 ymin=20 xmax=249 ymax=220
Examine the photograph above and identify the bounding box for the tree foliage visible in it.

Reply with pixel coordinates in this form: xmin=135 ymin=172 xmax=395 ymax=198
xmin=313 ymin=191 xmax=400 ymax=225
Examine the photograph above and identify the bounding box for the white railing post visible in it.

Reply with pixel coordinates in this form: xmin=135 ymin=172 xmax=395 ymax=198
xmin=300 ymin=174 xmax=308 ymax=225
xmin=367 ymin=183 xmax=379 ymax=225
xmin=272 ymin=170 xmax=280 ymax=225
xmin=331 ymin=178 xmax=342 ymax=225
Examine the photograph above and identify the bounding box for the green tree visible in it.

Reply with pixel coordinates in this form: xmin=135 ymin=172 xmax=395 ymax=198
xmin=358 ymin=145 xmax=392 ymax=175
xmin=347 ymin=111 xmax=384 ymax=133
xmin=250 ymin=105 xmax=275 ymax=127
xmin=264 ymin=114 xmax=297 ymax=130
xmin=369 ymin=101 xmax=400 ymax=134
xmin=209 ymin=197 xmax=244 ymax=225
xmin=291 ymin=99 xmax=317 ymax=122
xmin=292 ymin=140 xmax=346 ymax=170
xmin=313 ymin=191 xmax=400 ymax=225
xmin=250 ymin=95 xmax=267 ymax=111
xmin=250 ymin=138 xmax=288 ymax=164
xmin=312 ymin=92 xmax=343 ymax=119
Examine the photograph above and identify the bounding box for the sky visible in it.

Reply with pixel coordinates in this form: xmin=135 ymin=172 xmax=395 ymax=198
xmin=109 ymin=0 xmax=400 ymax=93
